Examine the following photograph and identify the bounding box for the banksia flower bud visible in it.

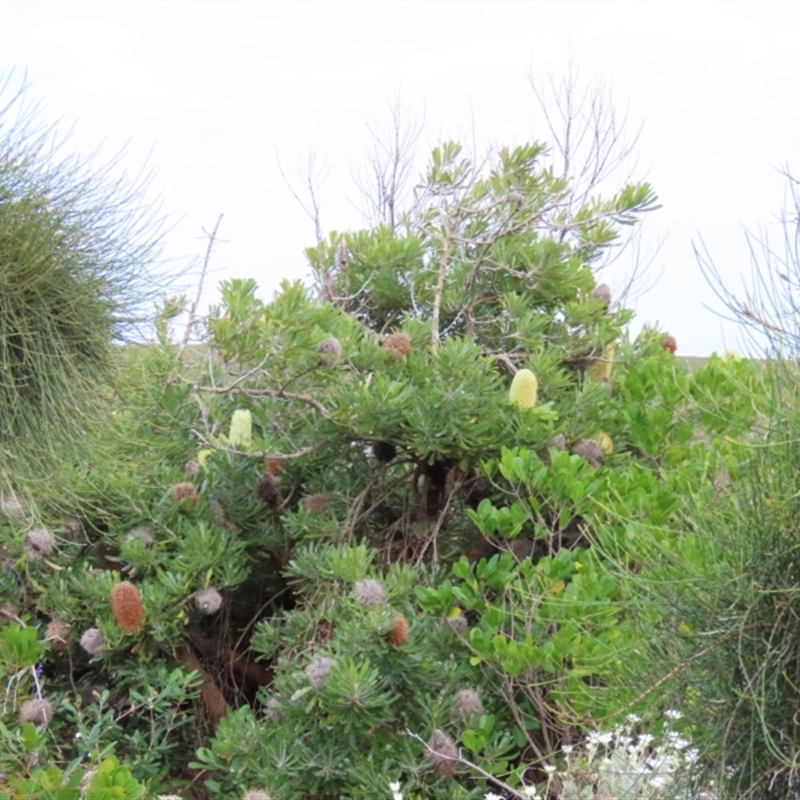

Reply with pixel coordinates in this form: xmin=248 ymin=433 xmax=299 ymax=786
xmin=19 ymin=698 xmax=52 ymax=726
xmin=592 ymin=283 xmax=612 ymax=309
xmin=80 ymin=627 xmax=105 ymax=656
xmin=242 ymin=791 xmax=271 ymax=800
xmin=547 ymin=434 xmax=567 ymax=451
xmin=229 ymin=409 xmax=253 ymax=449
xmin=257 ymin=473 xmax=281 ymax=508
xmin=386 ymin=613 xmax=409 ymax=646
xmin=184 ymin=459 xmax=200 ymax=477
xmin=303 ymin=493 xmax=328 ymax=512
xmin=196 ymin=587 xmax=223 ymax=615
xmin=383 ymin=332 xmax=411 ymax=360
xmin=509 ymin=369 xmax=538 ymax=409
xmin=662 ymin=334 xmax=677 ymax=354
xmin=452 ymin=688 xmax=484 ymax=722
xmin=596 ymin=432 xmax=614 ymax=455
xmin=46 ymin=618 xmax=71 ymax=651
xmin=442 ymin=612 xmax=468 ymax=635
xmin=111 ymin=581 xmax=144 ymax=633
xmin=316 ymin=336 xmax=342 ymax=365
xmin=586 ymin=341 xmax=617 ymax=381
xmin=24 ymin=528 xmax=54 ymax=560
xmin=354 ymin=579 xmax=386 ymax=607
xmin=572 ymin=439 xmax=604 ymax=469
xmin=427 ymin=728 xmax=458 ymax=776
xmin=306 ymin=656 xmax=335 ymax=690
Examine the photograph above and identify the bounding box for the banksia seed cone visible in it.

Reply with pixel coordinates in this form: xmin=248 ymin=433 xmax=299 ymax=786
xmin=452 ymin=688 xmax=484 ymax=722
xmin=111 ymin=581 xmax=144 ymax=633
xmin=46 ymin=618 xmax=71 ymax=651
xmin=80 ymin=627 xmax=105 ymax=656
xmin=509 ymin=369 xmax=538 ymax=409
xmin=303 ymin=493 xmax=328 ymax=512
xmin=172 ymin=482 xmax=199 ymax=508
xmin=306 ymin=656 xmax=335 ymax=690
xmin=427 ymin=728 xmax=458 ymax=776
xmin=19 ymin=698 xmax=52 ymax=725
xmin=229 ymin=409 xmax=253 ymax=449
xmin=354 ymin=578 xmax=386 ymax=607
xmin=592 ymin=283 xmax=612 ymax=309
xmin=662 ymin=334 xmax=677 ymax=354
xmin=257 ymin=473 xmax=281 ymax=508
xmin=548 ymin=434 xmax=567 ymax=451
xmin=572 ymin=439 xmax=604 ymax=469
xmin=386 ymin=613 xmax=409 ymax=646
xmin=242 ymin=791 xmax=271 ymax=800
xmin=372 ymin=441 xmax=397 ymax=462
xmin=196 ymin=587 xmax=223 ymax=615
xmin=24 ymin=528 xmax=54 ymax=559
xmin=316 ymin=336 xmax=342 ymax=365
xmin=383 ymin=331 xmax=411 ymax=360
xmin=125 ymin=526 xmax=154 ymax=547
xmin=0 ymin=492 xmax=24 ymax=518
xmin=586 ymin=342 xmax=616 ymax=381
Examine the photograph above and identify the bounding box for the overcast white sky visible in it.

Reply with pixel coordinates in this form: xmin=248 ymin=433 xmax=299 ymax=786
xmin=3 ymin=0 xmax=799 ymax=355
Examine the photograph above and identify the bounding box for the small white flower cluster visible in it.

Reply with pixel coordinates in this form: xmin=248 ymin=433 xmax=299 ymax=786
xmin=532 ymin=711 xmax=713 ymax=800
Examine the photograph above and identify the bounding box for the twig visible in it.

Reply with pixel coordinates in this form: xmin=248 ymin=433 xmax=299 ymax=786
xmin=179 ymin=214 xmax=223 ymax=355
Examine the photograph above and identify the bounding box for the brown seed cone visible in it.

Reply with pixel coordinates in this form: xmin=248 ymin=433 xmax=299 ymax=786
xmin=172 ymin=482 xmax=200 ymax=508
xmin=24 ymin=528 xmax=55 ymax=560
xmin=19 ymin=698 xmax=52 ymax=726
xmin=257 ymin=473 xmax=281 ymax=508
xmin=427 ymin=728 xmax=458 ymax=776
xmin=372 ymin=441 xmax=397 ymax=462
xmin=386 ymin=613 xmax=409 ymax=646
xmin=303 ymin=493 xmax=328 ymax=512
xmin=316 ymin=336 xmax=342 ymax=365
xmin=110 ymin=581 xmax=145 ymax=633
xmin=452 ymin=688 xmax=484 ymax=722
xmin=46 ymin=618 xmax=71 ymax=651
xmin=80 ymin=627 xmax=105 ymax=656
xmin=662 ymin=334 xmax=677 ymax=354
xmin=571 ymin=438 xmax=604 ymax=469
xmin=382 ymin=332 xmax=411 ymax=360
xmin=592 ymin=283 xmax=612 ymax=308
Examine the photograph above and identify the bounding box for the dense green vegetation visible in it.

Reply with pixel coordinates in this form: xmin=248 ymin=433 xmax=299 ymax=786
xmin=3 ymin=83 xmax=800 ymax=800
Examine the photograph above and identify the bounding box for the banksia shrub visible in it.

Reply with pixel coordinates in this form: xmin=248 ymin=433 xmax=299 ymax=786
xmin=354 ymin=578 xmax=386 ymax=607
xmin=386 ymin=613 xmax=409 ymax=646
xmin=383 ymin=331 xmax=411 ymax=360
xmin=110 ymin=581 xmax=145 ymax=633
xmin=19 ymin=698 xmax=52 ymax=725
xmin=24 ymin=528 xmax=54 ymax=559
xmin=196 ymin=587 xmax=223 ymax=615
xmin=306 ymin=656 xmax=335 ymax=690
xmin=509 ymin=369 xmax=538 ymax=409
xmin=303 ymin=493 xmax=328 ymax=512
xmin=80 ymin=627 xmax=105 ymax=655
xmin=572 ymin=438 xmax=604 ymax=468
xmin=45 ymin=618 xmax=71 ymax=651
xmin=316 ymin=336 xmax=342 ymax=365
xmin=452 ymin=688 xmax=484 ymax=722
xmin=427 ymin=728 xmax=458 ymax=776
